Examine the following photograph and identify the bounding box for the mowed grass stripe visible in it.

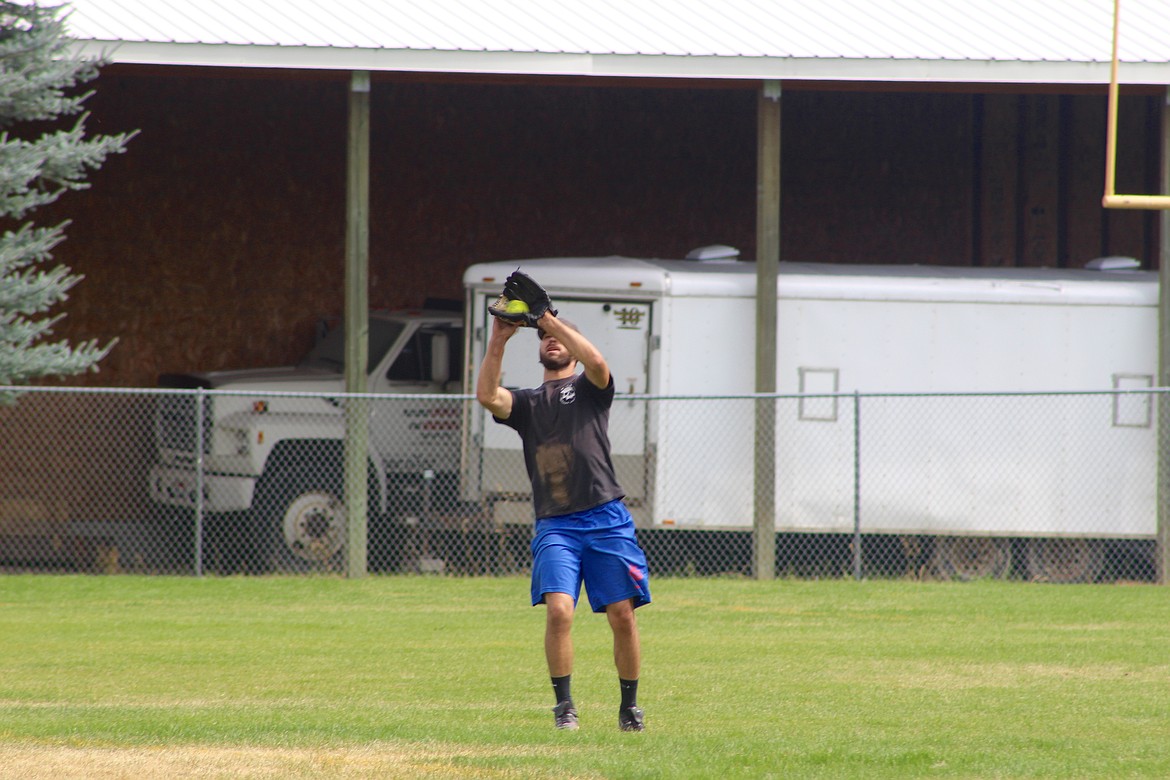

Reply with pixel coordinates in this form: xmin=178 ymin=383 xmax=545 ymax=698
xmin=1 ymin=575 xmax=1168 ymax=778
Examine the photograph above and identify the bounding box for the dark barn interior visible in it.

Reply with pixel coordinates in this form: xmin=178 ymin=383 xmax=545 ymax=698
xmin=37 ymin=68 xmax=1161 ymax=387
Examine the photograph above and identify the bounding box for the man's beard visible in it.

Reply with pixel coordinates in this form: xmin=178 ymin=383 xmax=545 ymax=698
xmin=539 ymin=352 xmax=573 ymax=371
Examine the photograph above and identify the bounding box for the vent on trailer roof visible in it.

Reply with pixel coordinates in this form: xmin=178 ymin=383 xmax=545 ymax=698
xmin=1085 ymin=256 xmax=1141 ymax=271
xmin=685 ymin=244 xmax=740 ymax=262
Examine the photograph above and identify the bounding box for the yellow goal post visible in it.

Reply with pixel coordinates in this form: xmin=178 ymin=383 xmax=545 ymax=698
xmin=1102 ymin=0 xmax=1170 ymax=210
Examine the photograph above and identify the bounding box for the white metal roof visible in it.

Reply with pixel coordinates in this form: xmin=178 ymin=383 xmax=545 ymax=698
xmin=64 ymin=0 xmax=1170 ymax=85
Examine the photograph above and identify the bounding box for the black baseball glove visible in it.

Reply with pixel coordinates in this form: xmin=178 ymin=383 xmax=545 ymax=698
xmin=487 ymin=270 xmax=556 ymax=327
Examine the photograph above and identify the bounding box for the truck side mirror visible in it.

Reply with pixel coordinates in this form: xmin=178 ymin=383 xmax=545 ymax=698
xmin=430 ymin=332 xmax=450 ymax=384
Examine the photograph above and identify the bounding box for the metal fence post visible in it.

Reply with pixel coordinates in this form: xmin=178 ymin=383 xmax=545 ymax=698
xmin=1158 ymin=86 xmax=1170 ymax=585
xmin=753 ymin=394 xmax=777 ymax=580
xmin=194 ymin=387 xmax=205 ymax=577
xmin=1159 ymin=390 xmax=1170 ymax=585
xmin=853 ymin=391 xmax=862 ymax=581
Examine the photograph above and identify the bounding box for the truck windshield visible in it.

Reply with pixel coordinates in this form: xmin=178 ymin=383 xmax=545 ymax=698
xmin=300 ymin=319 xmax=406 ymax=372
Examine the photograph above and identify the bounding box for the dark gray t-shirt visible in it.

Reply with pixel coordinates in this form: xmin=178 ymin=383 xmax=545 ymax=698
xmin=495 ymin=372 xmax=624 ymax=520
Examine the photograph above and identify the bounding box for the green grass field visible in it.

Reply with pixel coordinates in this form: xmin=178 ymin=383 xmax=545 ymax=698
xmin=1 ymin=575 xmax=1169 ymax=778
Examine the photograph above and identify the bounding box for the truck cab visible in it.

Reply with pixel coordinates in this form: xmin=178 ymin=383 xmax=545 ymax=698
xmin=149 ymin=307 xmax=463 ymax=571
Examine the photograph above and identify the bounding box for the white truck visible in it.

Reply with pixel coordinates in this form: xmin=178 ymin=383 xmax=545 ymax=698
xmin=462 ymin=249 xmax=1160 ymax=582
xmin=149 ymin=307 xmax=464 ymax=571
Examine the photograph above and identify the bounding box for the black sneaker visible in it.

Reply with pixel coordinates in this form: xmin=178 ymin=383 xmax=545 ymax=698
xmin=618 ymin=705 xmax=644 ymax=732
xmin=553 ymin=700 xmax=579 ymax=730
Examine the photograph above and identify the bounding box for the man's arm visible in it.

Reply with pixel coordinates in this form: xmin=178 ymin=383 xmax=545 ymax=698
xmin=476 ymin=316 xmax=518 ymax=418
xmin=537 ymin=312 xmax=610 ymax=389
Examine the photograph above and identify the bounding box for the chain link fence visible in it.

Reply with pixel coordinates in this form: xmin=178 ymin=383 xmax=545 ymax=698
xmin=0 ymin=386 xmax=1164 ymax=583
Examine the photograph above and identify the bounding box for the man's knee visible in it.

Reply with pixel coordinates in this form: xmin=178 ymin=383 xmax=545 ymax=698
xmin=605 ymin=599 xmax=637 ymax=631
xmin=545 ymin=592 xmax=575 ymax=629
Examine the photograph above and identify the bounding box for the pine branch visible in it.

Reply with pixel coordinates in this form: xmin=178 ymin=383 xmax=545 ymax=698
xmin=0 ymin=0 xmax=132 ymax=385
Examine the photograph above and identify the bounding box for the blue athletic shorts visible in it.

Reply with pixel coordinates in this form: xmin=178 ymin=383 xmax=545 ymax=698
xmin=530 ymin=499 xmax=651 ymax=613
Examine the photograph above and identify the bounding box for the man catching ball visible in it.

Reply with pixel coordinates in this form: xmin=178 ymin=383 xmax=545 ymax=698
xmin=477 ymin=271 xmax=651 ymax=732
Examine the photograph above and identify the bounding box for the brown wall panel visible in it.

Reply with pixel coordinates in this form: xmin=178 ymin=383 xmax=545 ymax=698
xmin=977 ymin=94 xmax=1019 ymax=267
xmin=51 ymin=77 xmax=765 ymax=387
xmin=1105 ymin=95 xmax=1154 ymax=263
xmin=366 ymin=84 xmax=757 ymax=305
xmin=782 ymin=91 xmax=974 ymax=266
xmin=1063 ymin=96 xmax=1108 ymax=267
xmin=24 ymin=72 xmax=1159 ymax=388
xmin=1018 ymin=95 xmax=1061 ymax=267
xmin=43 ymin=75 xmax=349 ymax=386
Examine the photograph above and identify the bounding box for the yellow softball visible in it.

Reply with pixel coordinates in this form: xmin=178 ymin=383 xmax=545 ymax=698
xmin=504 ymin=299 xmax=530 ymax=314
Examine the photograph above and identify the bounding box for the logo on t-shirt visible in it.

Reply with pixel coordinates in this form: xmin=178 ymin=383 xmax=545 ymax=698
xmin=558 ymin=384 xmax=576 ymax=405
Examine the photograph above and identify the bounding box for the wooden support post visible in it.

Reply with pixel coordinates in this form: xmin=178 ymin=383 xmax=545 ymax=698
xmin=754 ymin=81 xmax=780 ymax=581
xmin=345 ymin=71 xmax=371 ymax=579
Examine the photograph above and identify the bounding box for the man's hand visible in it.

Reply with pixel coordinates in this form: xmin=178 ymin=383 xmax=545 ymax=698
xmin=490 ymin=313 xmax=521 ymax=342
xmin=478 ymin=312 xmax=520 ymax=419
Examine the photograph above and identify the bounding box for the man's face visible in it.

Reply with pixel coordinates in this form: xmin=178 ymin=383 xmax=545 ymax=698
xmin=538 ymin=332 xmax=573 ymax=371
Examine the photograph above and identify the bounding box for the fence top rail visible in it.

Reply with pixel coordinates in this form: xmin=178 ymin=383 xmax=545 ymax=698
xmin=5 ymin=385 xmax=1170 ymax=402
xmin=639 ymin=388 xmax=1170 ymax=401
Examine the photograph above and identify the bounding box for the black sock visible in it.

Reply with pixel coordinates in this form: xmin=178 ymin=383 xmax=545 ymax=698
xmin=552 ymin=675 xmax=572 ymax=704
xmin=620 ymin=678 xmax=638 ymax=709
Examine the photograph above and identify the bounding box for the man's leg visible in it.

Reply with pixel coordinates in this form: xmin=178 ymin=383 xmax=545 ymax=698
xmin=545 ymin=592 xmax=576 ymax=676
xmin=544 ymin=592 xmax=578 ymax=729
xmin=607 ymin=598 xmax=645 ymax=731
xmin=605 ymin=597 xmax=640 ymax=680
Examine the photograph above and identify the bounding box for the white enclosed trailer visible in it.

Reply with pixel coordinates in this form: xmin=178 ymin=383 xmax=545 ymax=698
xmin=462 ymin=254 xmax=1159 ymax=580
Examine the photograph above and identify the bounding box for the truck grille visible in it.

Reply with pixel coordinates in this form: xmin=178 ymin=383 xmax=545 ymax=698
xmin=156 ymin=393 xmax=213 ymax=454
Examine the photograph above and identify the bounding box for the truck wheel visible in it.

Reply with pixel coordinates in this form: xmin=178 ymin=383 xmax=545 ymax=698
xmin=931 ymin=537 xmax=1011 ymax=581
xmin=1025 ymin=538 xmax=1103 ymax=583
xmin=255 ymin=467 xmax=346 ymax=572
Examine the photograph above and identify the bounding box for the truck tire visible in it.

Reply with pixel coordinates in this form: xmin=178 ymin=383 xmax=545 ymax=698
xmin=930 ymin=536 xmax=1012 ymax=581
xmin=1025 ymin=538 xmax=1103 ymax=584
xmin=254 ymin=466 xmax=346 ymax=572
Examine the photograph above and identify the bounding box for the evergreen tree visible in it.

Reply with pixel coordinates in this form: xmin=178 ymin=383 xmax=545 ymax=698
xmin=0 ymin=1 xmax=133 ymax=386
